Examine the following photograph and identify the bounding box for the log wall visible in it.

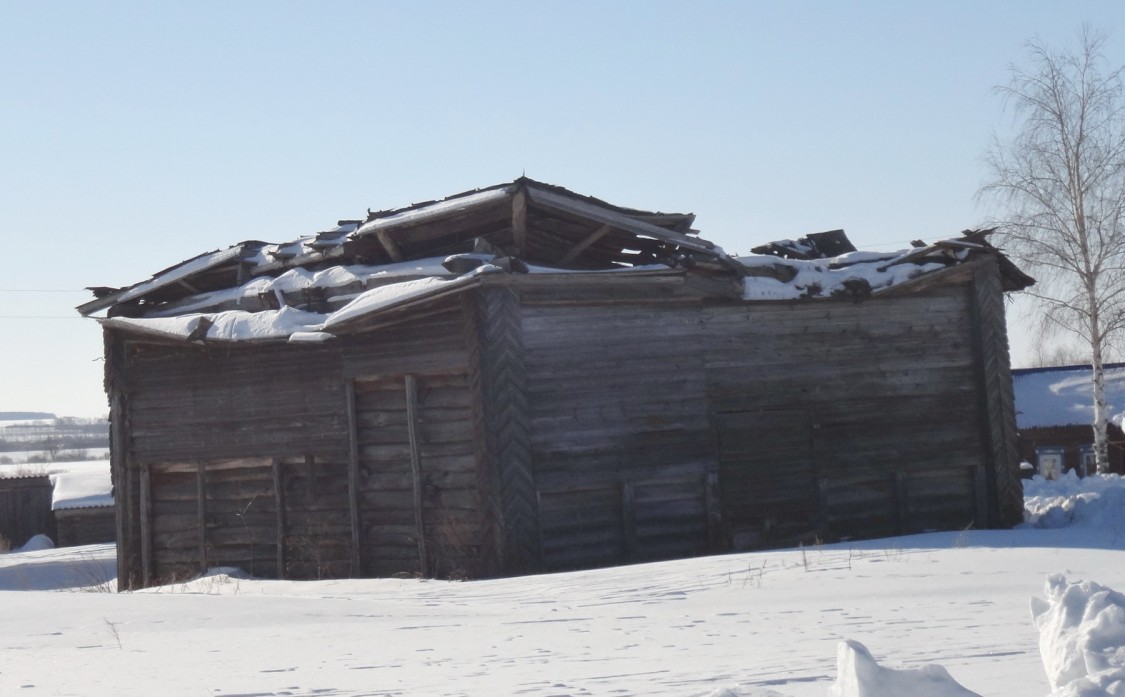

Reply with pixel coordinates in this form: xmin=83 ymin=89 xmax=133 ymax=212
xmin=112 ymin=301 xmax=481 ymax=587
xmin=124 ymin=342 xmax=346 ymax=463
xmin=520 ymin=299 xmax=718 ymax=571
xmin=55 ymin=507 xmax=116 ymax=547
xmin=107 ymin=265 xmax=1019 ymax=586
xmin=352 ymin=372 xmax=484 ymax=579
xmin=515 ymin=262 xmax=1013 ymax=568
xmin=703 ymin=276 xmax=989 ymax=548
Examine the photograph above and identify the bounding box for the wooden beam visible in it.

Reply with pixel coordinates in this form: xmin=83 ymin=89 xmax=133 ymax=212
xmin=345 ymin=381 xmax=362 ymax=576
xmin=894 ymin=472 xmax=909 ymax=535
xmin=139 ymin=463 xmax=153 ymax=587
xmin=196 ymin=461 xmax=207 ymax=574
xmin=559 ymin=224 xmax=612 ymax=266
xmin=404 ymin=374 xmax=430 ymax=575
xmin=108 ymin=388 xmax=130 ymax=590
xmin=375 ymin=229 xmax=404 ymax=262
xmin=704 ymin=472 xmax=722 ymax=552
xmin=272 ymin=458 xmax=286 ymax=580
xmin=511 ymin=189 xmax=528 ymax=257
xmin=621 ymin=480 xmax=636 ymax=561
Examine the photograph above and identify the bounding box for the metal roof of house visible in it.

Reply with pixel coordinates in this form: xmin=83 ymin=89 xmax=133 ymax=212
xmin=1011 ymin=363 xmax=1125 ymax=429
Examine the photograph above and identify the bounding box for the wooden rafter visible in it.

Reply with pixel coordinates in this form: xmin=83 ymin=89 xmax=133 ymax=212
xmin=375 ymin=229 xmax=404 ymax=262
xmin=559 ymin=224 xmax=613 ymax=266
xmin=511 ymin=188 xmax=528 ymax=256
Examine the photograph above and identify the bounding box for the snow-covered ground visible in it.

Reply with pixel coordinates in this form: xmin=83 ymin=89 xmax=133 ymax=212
xmin=2 ymin=474 xmax=1124 ymax=697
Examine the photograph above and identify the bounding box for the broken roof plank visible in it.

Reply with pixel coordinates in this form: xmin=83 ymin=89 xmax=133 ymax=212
xmin=353 ymin=186 xmax=514 ymax=239
xmin=559 ymin=224 xmax=614 ymax=266
xmin=524 ymin=186 xmax=731 ymax=265
xmin=77 ymin=246 xmax=247 ymax=316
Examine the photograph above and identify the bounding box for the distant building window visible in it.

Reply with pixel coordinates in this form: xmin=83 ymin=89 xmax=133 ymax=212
xmin=1036 ymin=447 xmax=1065 ymax=480
xmin=1079 ymin=445 xmax=1095 ymax=477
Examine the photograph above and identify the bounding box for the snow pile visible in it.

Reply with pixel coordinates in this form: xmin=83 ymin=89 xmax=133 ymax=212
xmin=738 ymin=254 xmax=947 ymax=301
xmin=1023 ymin=472 xmax=1125 ymax=532
xmin=827 ymin=640 xmax=981 ymax=697
xmin=1032 ymin=575 xmax=1125 ymax=696
xmin=17 ymin=534 xmax=54 ymax=552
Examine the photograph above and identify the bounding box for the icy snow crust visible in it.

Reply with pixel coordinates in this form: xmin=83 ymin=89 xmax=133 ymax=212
xmin=3 ymin=467 xmax=1124 ymax=695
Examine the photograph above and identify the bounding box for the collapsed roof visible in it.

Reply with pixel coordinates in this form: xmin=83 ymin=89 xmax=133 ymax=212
xmin=79 ymin=178 xmax=1034 ymax=343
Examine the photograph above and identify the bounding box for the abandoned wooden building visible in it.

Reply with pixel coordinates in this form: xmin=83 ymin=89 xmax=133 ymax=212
xmin=79 ymin=178 xmax=1033 ymax=590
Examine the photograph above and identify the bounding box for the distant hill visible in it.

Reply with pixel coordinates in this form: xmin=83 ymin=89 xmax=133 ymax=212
xmin=0 ymin=415 xmax=107 ymax=454
xmin=0 ymin=412 xmax=56 ymax=422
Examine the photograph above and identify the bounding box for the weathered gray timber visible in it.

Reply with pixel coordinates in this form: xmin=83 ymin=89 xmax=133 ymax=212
xmin=54 ymin=506 xmax=115 ymax=547
xmin=86 ymin=180 xmax=1031 ymax=590
xmin=0 ymin=476 xmax=54 ymax=548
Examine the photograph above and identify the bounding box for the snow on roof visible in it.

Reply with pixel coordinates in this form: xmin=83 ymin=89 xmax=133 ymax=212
xmin=1012 ymin=363 xmax=1125 ymax=429
xmin=99 ymin=264 xmax=500 ymax=343
xmin=354 ymin=187 xmax=511 ymax=237
xmin=50 ymin=465 xmax=112 ymax=510
xmin=738 ymin=254 xmax=948 ymax=301
xmin=116 ymin=246 xmax=245 ymax=305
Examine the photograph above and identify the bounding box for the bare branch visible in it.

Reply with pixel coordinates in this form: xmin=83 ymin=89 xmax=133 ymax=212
xmin=980 ymin=26 xmax=1125 ymax=473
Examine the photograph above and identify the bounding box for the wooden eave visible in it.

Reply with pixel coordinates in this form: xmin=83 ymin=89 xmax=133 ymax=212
xmin=866 ymin=258 xmax=983 ymax=298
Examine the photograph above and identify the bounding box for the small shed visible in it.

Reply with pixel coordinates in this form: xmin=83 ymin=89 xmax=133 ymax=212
xmin=0 ymin=475 xmax=55 ymax=549
xmin=79 ymin=179 xmax=1033 ymax=590
xmin=52 ymin=467 xmax=115 ymax=547
xmin=1012 ymin=363 xmax=1125 ymax=476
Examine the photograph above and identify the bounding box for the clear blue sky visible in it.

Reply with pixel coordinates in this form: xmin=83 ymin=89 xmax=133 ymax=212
xmin=3 ymin=1 xmax=1123 ymax=417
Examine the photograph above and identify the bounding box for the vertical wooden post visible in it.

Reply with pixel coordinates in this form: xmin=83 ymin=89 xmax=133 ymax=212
xmin=196 ymin=461 xmax=207 ymax=573
xmin=894 ymin=472 xmax=909 ymax=535
xmin=620 ymin=480 xmax=636 ymax=561
xmin=108 ymin=389 xmax=131 ymax=590
xmin=472 ymin=287 xmax=536 ymax=574
xmin=272 ymin=459 xmax=286 ymax=580
xmin=345 ymin=380 xmax=362 ymax=576
xmin=973 ymin=465 xmax=989 ymax=528
xmin=704 ymin=472 xmax=722 ymax=552
xmin=404 ymin=374 xmax=429 ymax=575
xmin=139 ymin=463 xmax=153 ymax=587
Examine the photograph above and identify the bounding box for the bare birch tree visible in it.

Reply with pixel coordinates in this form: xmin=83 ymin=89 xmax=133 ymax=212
xmin=981 ymin=28 xmax=1125 ymax=474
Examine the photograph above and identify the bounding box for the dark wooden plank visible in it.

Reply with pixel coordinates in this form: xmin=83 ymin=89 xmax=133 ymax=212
xmin=404 ymin=374 xmax=429 ymax=575
xmin=346 ymin=380 xmax=362 ymax=577
xmin=196 ymin=462 xmax=207 ymax=573
xmin=140 ymin=463 xmax=153 ymax=587
xmin=272 ymin=458 xmax=286 ymax=579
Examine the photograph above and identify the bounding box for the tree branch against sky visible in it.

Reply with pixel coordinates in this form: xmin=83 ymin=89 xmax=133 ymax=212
xmin=981 ymin=26 xmax=1125 ymax=474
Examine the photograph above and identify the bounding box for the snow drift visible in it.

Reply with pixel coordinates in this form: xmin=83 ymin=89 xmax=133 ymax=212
xmin=1032 ymin=575 xmax=1125 ymax=696
xmin=2 ymin=469 xmax=1125 ymax=696
xmin=827 ymin=640 xmax=981 ymax=697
